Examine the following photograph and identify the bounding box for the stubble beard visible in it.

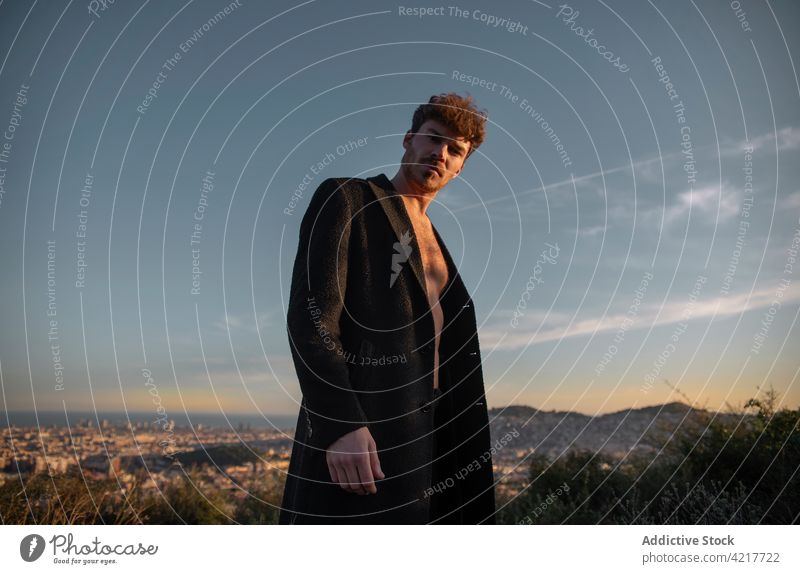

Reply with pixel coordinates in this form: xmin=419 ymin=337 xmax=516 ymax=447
xmin=403 ymin=153 xmax=443 ymax=195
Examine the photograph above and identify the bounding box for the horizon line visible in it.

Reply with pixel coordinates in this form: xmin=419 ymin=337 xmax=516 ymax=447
xmin=2 ymin=398 xmax=777 ymax=422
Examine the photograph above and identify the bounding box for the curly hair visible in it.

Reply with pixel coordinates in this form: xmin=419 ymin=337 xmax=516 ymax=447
xmin=409 ymin=92 xmax=488 ymax=159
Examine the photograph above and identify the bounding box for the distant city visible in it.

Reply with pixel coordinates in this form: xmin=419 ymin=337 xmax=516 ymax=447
xmin=0 ymin=414 xmax=294 ymax=502
xmin=0 ymin=402 xmax=724 ymax=500
xmin=0 ymin=411 xmax=298 ymax=430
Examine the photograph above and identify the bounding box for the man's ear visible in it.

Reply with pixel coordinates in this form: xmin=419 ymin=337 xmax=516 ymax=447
xmin=402 ymin=130 xmax=412 ymax=149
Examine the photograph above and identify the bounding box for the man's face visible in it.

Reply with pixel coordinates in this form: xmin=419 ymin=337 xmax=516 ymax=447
xmin=400 ymin=119 xmax=470 ymax=193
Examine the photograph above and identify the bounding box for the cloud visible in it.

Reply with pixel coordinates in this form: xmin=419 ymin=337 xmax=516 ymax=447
xmin=617 ymin=182 xmax=742 ymax=230
xmin=779 ymin=190 xmax=800 ymax=210
xmin=452 ymin=165 xmax=623 ymax=214
xmin=452 ymin=125 xmax=798 ymax=216
xmin=664 ymin=182 xmax=741 ymax=225
xmin=186 ymin=368 xmax=278 ymax=388
xmin=212 ymin=309 xmax=278 ymax=333
xmin=743 ymin=126 xmax=800 ymax=154
xmin=182 ymin=351 xmax=294 ymax=373
xmin=481 ymin=281 xmax=800 ymax=352
xmin=578 ymin=224 xmax=609 ymax=237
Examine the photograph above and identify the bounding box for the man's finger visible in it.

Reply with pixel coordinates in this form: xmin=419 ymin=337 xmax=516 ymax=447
xmin=369 ymin=447 xmax=385 ymax=480
xmin=356 ymin=456 xmax=377 ymax=494
xmin=327 ymin=461 xmax=340 ymax=485
xmin=330 ymin=461 xmax=351 ymax=492
xmin=334 ymin=461 xmax=355 ymax=493
xmin=342 ymin=461 xmax=365 ymax=495
xmin=368 ymin=435 xmax=385 ymax=480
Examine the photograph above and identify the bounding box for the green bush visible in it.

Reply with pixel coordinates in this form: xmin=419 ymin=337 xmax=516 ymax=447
xmin=503 ymin=388 xmax=799 ymax=524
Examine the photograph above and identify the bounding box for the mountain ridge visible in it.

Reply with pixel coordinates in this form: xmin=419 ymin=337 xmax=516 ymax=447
xmin=487 ymin=400 xmax=746 ymax=462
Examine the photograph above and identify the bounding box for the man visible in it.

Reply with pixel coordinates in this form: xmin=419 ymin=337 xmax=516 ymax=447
xmin=279 ymin=93 xmax=495 ymax=524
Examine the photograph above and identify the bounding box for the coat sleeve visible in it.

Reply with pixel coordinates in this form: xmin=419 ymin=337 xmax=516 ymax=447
xmin=286 ymin=177 xmax=369 ymax=451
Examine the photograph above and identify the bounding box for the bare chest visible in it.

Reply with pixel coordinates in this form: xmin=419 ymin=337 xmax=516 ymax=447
xmin=403 ymin=205 xmax=450 ymax=390
xmin=408 ymin=217 xmax=449 ymax=301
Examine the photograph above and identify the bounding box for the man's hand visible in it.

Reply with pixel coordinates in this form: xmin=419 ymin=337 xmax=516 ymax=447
xmin=326 ymin=426 xmax=385 ymax=495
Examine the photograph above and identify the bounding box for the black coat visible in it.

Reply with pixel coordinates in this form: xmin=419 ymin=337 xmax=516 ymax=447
xmin=279 ymin=173 xmax=496 ymax=524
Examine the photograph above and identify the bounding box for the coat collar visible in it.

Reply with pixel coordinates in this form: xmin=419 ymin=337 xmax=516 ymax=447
xmin=365 ymin=173 xmax=468 ymax=312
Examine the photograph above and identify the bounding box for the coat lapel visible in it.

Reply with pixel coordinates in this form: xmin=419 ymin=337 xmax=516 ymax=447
xmin=366 ymin=173 xmax=469 ymax=303
xmin=365 ymin=174 xmax=471 ymax=356
xmin=366 ymin=174 xmax=432 ymax=303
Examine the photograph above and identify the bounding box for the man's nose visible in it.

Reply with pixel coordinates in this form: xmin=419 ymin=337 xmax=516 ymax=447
xmin=431 ymin=144 xmax=447 ymax=161
xmin=430 ymin=138 xmax=448 ymax=156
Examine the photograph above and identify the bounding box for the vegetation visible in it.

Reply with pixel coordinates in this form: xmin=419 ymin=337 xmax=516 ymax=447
xmin=0 ymin=463 xmax=286 ymax=525
xmin=499 ymin=387 xmax=799 ymax=524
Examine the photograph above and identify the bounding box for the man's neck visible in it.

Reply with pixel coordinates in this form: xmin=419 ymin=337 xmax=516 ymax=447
xmin=389 ymin=170 xmax=437 ymax=218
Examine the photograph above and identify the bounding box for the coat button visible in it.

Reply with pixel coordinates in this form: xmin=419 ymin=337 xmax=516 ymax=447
xmin=419 ymin=400 xmax=431 ymax=413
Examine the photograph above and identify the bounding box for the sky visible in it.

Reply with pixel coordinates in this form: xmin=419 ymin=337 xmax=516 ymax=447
xmin=0 ymin=0 xmax=798 ymax=425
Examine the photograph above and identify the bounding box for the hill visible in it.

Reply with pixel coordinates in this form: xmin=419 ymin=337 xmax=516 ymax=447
xmin=488 ymin=401 xmax=746 ymax=460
